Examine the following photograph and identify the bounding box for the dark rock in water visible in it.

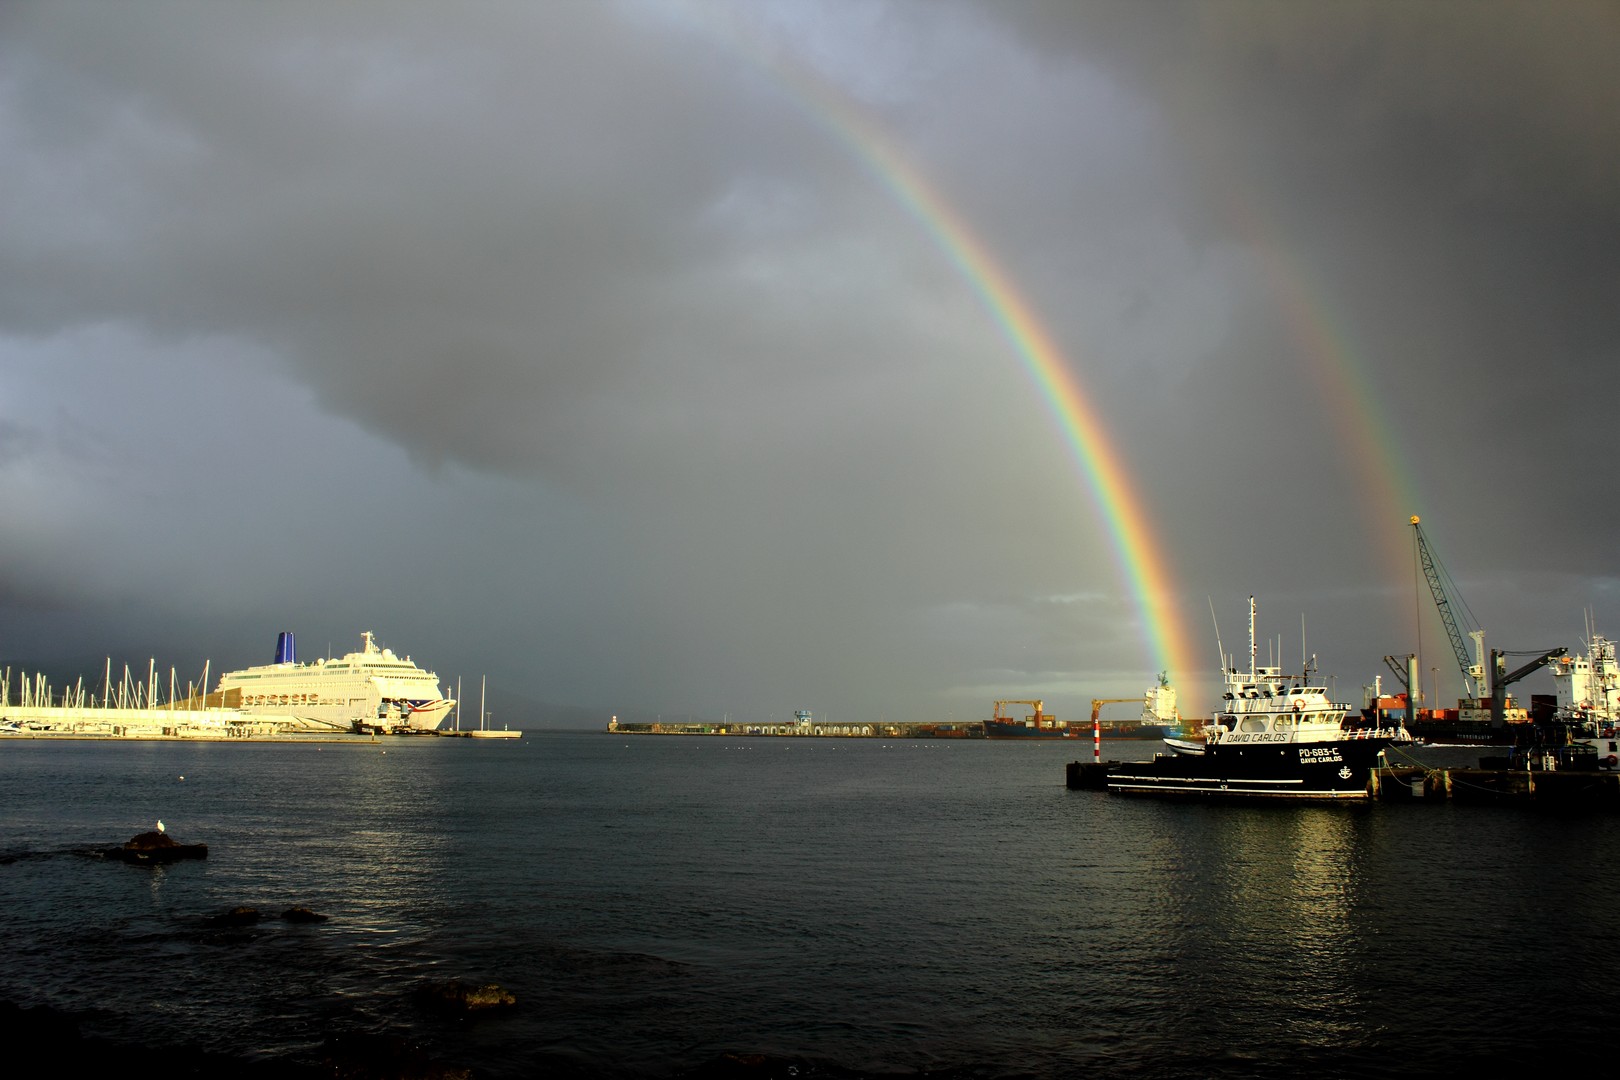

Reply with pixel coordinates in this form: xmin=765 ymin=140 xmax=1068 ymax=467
xmin=322 ymin=1031 xmax=472 ymax=1080
xmin=0 ymin=999 xmax=82 ymax=1047
xmin=416 ymin=979 xmax=516 ymax=1014
xmin=206 ymin=906 xmax=263 ymax=927
xmin=108 ymin=830 xmax=207 ymax=864
xmin=281 ymin=906 xmax=329 ymax=923
xmin=0 ymin=999 xmax=306 ymax=1076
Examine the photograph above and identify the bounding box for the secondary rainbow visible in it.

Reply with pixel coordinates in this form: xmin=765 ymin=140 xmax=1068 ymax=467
xmin=1224 ymin=195 xmax=1424 ymax=587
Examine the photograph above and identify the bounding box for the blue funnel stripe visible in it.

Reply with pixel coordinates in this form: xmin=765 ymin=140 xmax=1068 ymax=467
xmin=275 ymin=631 xmax=296 ymax=665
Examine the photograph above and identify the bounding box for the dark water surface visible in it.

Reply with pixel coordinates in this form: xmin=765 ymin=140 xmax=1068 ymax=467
xmin=1 ymin=733 xmax=1615 ymax=1077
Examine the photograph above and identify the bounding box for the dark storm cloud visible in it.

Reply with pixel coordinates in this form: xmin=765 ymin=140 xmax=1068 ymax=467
xmin=2 ymin=1 xmax=1615 ymax=719
xmin=1025 ymin=1 xmax=1617 ymax=687
xmin=4 ymin=3 xmax=788 ymax=470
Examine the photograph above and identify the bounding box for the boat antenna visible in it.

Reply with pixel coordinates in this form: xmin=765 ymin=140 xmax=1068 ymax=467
xmin=1248 ymin=596 xmax=1257 ymax=680
xmin=1209 ymin=597 xmax=1226 ymax=672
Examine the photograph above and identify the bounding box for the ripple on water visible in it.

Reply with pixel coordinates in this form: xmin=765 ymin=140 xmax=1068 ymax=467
xmin=3 ymin=736 xmax=1619 ymax=1077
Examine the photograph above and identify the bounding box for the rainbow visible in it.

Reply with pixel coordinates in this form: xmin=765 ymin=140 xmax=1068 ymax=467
xmin=1223 ymin=197 xmax=1425 ymax=608
xmin=678 ymin=5 xmax=1198 ymax=694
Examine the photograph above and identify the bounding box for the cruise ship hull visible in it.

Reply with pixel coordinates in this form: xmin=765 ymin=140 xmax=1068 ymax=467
xmin=228 ymin=696 xmax=454 ymax=734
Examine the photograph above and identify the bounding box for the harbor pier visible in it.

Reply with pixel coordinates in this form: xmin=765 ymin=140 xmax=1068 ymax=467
xmin=608 ymin=716 xmax=984 ymax=738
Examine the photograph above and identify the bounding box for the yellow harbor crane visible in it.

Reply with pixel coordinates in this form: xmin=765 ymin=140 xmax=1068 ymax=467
xmin=1090 ymin=698 xmax=1139 ymax=727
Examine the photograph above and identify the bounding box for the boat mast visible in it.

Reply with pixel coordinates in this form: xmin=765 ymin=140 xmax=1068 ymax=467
xmin=1248 ymin=596 xmax=1256 ymax=680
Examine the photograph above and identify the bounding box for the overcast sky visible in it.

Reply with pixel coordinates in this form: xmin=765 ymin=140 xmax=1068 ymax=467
xmin=2 ymin=1 xmax=1615 ymax=726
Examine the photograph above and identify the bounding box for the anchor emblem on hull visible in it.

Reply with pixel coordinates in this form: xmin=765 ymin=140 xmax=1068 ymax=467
xmin=1338 ymin=766 xmax=1352 ymax=780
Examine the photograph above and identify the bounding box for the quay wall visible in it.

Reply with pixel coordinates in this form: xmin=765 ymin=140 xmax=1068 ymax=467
xmin=3 ymin=705 xmax=328 ymax=740
xmin=609 ymin=721 xmax=984 ymax=739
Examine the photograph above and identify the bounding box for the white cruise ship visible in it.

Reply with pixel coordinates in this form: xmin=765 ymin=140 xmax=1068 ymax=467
xmin=218 ymin=631 xmax=455 ymax=733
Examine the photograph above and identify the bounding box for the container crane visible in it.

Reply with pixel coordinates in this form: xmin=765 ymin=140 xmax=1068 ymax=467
xmin=991 ymin=699 xmax=1051 ymax=730
xmin=1410 ymin=516 xmax=1485 ymax=698
xmin=1410 ymin=516 xmax=1565 ymax=727
xmin=1089 ymin=698 xmax=1141 ymax=725
xmin=1489 ymin=647 xmax=1566 ymax=728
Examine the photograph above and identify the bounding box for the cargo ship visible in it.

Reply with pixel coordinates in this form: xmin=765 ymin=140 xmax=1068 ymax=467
xmin=985 ymin=677 xmax=1185 ymax=741
xmin=983 ymin=699 xmax=1073 ymax=739
xmin=1098 ymin=674 xmax=1185 ymax=739
xmin=1547 ymin=623 xmax=1619 ymax=767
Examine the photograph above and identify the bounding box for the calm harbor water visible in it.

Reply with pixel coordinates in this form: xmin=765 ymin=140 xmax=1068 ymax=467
xmin=1 ymin=732 xmax=1615 ymax=1077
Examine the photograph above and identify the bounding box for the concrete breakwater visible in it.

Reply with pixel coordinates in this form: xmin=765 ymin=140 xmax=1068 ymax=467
xmin=608 ymin=719 xmax=984 ymax=738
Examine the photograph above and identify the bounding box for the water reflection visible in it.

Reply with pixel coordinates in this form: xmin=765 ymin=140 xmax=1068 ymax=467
xmin=1102 ymin=805 xmax=1379 ymax=1068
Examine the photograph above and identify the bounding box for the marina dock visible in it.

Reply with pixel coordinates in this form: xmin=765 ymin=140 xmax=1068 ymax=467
xmin=3 ymin=636 xmax=509 ymax=742
xmin=0 ymin=713 xmax=521 ymax=742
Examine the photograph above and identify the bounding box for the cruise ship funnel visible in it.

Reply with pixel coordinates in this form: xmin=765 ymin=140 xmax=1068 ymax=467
xmin=275 ymin=631 xmax=296 ymax=665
